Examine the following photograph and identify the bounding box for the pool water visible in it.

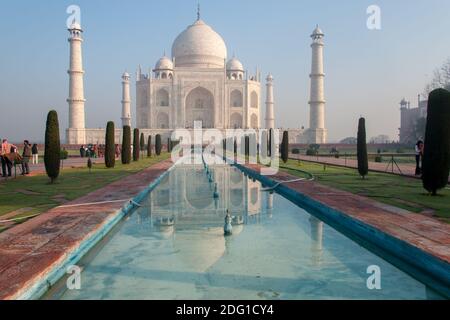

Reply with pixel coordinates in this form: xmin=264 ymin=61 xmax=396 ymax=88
xmin=46 ymin=160 xmax=443 ymax=300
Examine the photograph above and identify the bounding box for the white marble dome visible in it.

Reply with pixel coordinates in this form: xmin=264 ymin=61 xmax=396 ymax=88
xmin=155 ymin=56 xmax=174 ymax=70
xmin=226 ymin=57 xmax=244 ymax=71
xmin=172 ymin=19 xmax=227 ymax=68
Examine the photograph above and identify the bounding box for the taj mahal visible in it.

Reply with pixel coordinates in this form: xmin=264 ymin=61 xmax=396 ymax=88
xmin=66 ymin=10 xmax=327 ymax=145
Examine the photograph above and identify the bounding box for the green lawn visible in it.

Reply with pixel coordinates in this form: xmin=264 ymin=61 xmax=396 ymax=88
xmin=0 ymin=154 xmax=170 ymax=226
xmin=280 ymin=160 xmax=450 ymax=222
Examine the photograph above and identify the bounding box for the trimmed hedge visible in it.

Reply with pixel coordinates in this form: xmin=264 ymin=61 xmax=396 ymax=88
xmin=155 ymin=134 xmax=162 ymax=156
xmin=121 ymin=125 xmax=131 ymax=164
xmin=422 ymin=88 xmax=450 ymax=195
xmin=133 ymin=128 xmax=140 ymax=161
xmin=357 ymin=117 xmax=369 ymax=178
xmin=105 ymin=121 xmax=115 ymax=168
xmin=44 ymin=110 xmax=61 ymax=183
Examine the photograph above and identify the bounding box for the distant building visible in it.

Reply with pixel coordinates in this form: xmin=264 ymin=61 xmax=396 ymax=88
xmin=399 ymin=96 xmax=427 ymax=144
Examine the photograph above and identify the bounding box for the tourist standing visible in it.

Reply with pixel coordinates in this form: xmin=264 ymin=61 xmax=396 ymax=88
xmin=32 ymin=144 xmax=39 ymax=164
xmin=415 ymin=140 xmax=424 ymax=176
xmin=1 ymin=139 xmax=17 ymax=177
xmin=21 ymin=140 xmax=32 ymax=175
xmin=80 ymin=145 xmax=86 ymax=158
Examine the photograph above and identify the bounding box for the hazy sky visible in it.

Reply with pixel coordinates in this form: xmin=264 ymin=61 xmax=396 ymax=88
xmin=1 ymin=0 xmax=449 ymax=143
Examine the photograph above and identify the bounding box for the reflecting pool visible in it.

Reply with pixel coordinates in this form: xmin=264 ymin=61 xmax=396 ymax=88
xmin=46 ymin=160 xmax=443 ymax=300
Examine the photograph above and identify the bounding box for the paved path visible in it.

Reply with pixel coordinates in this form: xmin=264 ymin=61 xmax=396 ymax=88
xmin=290 ymin=154 xmax=450 ymax=183
xmin=0 ymin=159 xmax=172 ymax=300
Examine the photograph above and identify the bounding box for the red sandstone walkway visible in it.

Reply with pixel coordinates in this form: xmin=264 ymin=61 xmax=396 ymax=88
xmin=0 ymin=159 xmax=173 ymax=300
xmin=246 ymin=163 xmax=450 ymax=265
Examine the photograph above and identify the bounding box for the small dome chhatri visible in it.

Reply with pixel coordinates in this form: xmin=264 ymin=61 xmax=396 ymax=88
xmin=155 ymin=56 xmax=174 ymax=71
xmin=227 ymin=57 xmax=244 ymax=71
xmin=311 ymin=25 xmax=324 ymax=39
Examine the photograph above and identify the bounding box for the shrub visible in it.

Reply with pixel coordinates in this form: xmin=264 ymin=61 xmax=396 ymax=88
xmin=155 ymin=134 xmax=162 ymax=156
xmin=374 ymin=156 xmax=383 ymax=163
xmin=60 ymin=149 xmax=69 ymax=160
xmin=292 ymin=148 xmax=300 ymax=155
xmin=281 ymin=131 xmax=289 ymax=163
xmin=357 ymin=117 xmax=369 ymax=179
xmin=330 ymin=147 xmax=340 ymax=158
xmin=44 ymin=110 xmax=61 ymax=183
xmin=268 ymin=129 xmax=274 ymax=157
xmin=121 ymin=126 xmax=131 ymax=164
xmin=133 ymin=128 xmax=140 ymax=161
xmin=306 ymin=144 xmax=320 ymax=156
xmin=422 ymin=88 xmax=450 ymax=195
xmin=105 ymin=121 xmax=115 ymax=168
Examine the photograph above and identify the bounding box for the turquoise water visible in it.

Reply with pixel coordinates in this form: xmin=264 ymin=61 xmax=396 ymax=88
xmin=46 ymin=160 xmax=443 ymax=300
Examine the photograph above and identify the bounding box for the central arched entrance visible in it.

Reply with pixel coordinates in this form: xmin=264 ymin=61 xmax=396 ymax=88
xmin=185 ymin=87 xmax=215 ymax=128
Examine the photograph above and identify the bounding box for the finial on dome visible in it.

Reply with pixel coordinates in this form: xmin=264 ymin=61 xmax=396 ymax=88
xmin=197 ymin=2 xmax=201 ymax=21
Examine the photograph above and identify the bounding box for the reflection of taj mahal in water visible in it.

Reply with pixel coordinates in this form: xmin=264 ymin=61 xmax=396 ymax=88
xmin=146 ymin=166 xmax=265 ymax=221
xmin=131 ymin=165 xmax=325 ymax=272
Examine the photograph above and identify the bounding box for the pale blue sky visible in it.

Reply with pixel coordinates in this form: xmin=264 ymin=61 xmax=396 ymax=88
xmin=1 ymin=0 xmax=449 ymax=142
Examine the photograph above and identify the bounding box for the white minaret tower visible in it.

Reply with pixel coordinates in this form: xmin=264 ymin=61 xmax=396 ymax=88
xmin=308 ymin=25 xmax=327 ymax=144
xmin=67 ymin=21 xmax=86 ymax=145
xmin=265 ymin=74 xmax=275 ymax=129
xmin=121 ymin=72 xmax=131 ymax=127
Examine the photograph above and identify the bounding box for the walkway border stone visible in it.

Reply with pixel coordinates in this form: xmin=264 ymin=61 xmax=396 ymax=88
xmin=0 ymin=159 xmax=174 ymax=300
xmin=236 ymin=162 xmax=450 ymax=297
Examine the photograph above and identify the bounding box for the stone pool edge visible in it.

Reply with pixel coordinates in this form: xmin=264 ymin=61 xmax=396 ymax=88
xmin=234 ymin=163 xmax=450 ymax=297
xmin=15 ymin=162 xmax=176 ymax=300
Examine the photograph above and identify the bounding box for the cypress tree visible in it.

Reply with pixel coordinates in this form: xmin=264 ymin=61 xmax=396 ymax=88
xmin=167 ymin=138 xmax=171 ymax=153
xmin=357 ymin=117 xmax=369 ymax=179
xmin=422 ymin=88 xmax=450 ymax=195
xmin=281 ymin=131 xmax=289 ymax=163
xmin=133 ymin=128 xmax=140 ymax=161
xmin=147 ymin=135 xmax=152 ymax=157
xmin=121 ymin=125 xmax=131 ymax=164
xmin=155 ymin=134 xmax=162 ymax=156
xmin=105 ymin=121 xmax=115 ymax=168
xmin=44 ymin=110 xmax=61 ymax=183
xmin=268 ymin=128 xmax=274 ymax=157
xmin=140 ymin=133 xmax=145 ymax=159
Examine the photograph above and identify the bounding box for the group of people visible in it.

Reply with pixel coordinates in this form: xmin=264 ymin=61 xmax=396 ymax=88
xmin=80 ymin=144 xmax=121 ymax=159
xmin=1 ymin=139 xmax=39 ymax=177
xmin=415 ymin=140 xmax=425 ymax=176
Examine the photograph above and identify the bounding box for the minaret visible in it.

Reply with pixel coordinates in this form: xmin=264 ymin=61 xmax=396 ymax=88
xmin=67 ymin=21 xmax=86 ymax=144
xmin=265 ymin=74 xmax=275 ymax=129
xmin=121 ymin=72 xmax=131 ymax=127
xmin=308 ymin=25 xmax=327 ymax=144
